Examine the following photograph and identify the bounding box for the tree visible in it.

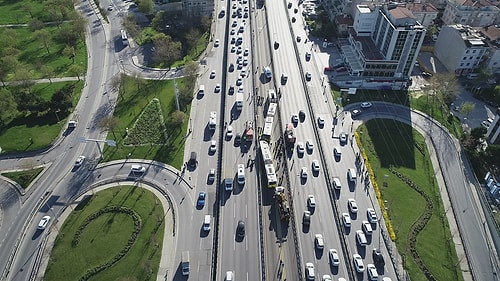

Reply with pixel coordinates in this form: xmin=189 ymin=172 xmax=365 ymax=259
xmin=200 ymin=16 xmax=211 ymax=32
xmin=15 ymin=69 xmax=35 ymax=91
xmin=429 ymin=73 xmax=459 ymax=105
xmin=68 ymin=64 xmax=84 ymax=80
xmin=35 ymin=29 xmax=51 ymax=54
xmin=185 ymin=28 xmax=201 ymax=52
xmin=183 ymin=61 xmax=199 ymax=84
xmin=69 ymin=13 xmax=86 ymax=41
xmin=153 ymin=34 xmax=181 ymax=66
xmin=0 ymin=28 xmax=18 ymax=49
xmin=0 ymin=88 xmax=18 ymax=126
xmin=131 ymin=72 xmax=145 ymax=92
xmin=28 ymin=19 xmax=44 ymax=31
xmin=170 ymin=110 xmax=186 ymax=127
xmin=1 ymin=56 xmax=20 ymax=76
xmin=138 ymin=0 xmax=155 ymax=15
xmin=50 ymin=84 xmax=75 ymax=115
xmin=110 ymin=74 xmax=124 ymax=95
xmin=40 ymin=65 xmax=54 ymax=83
xmin=178 ymin=86 xmax=193 ymax=110
xmin=63 ymin=45 xmax=76 ymax=63
xmin=23 ymin=3 xmax=35 ymax=19
xmin=459 ymin=101 xmax=475 ymax=117
xmin=98 ymin=116 xmax=120 ymax=140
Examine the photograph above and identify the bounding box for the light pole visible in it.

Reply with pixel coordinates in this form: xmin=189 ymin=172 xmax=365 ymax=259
xmin=77 ymin=137 xmax=117 ymax=159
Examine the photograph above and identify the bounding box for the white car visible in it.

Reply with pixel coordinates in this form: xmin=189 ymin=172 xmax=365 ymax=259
xmin=339 ymin=132 xmax=348 ymax=144
xmin=244 ymin=48 xmax=249 ymax=56
xmin=208 ymin=169 xmax=216 ymax=182
xmin=75 ymin=156 xmax=85 ymax=167
xmin=305 ymin=262 xmax=315 ymax=280
xmin=305 ymin=52 xmax=311 ymax=61
xmin=367 ymin=264 xmax=379 ymax=280
xmin=243 ymin=57 xmax=248 ymax=66
xmin=236 ymin=78 xmax=242 ymax=86
xmin=353 ymin=254 xmax=365 ymax=272
xmin=209 ymin=140 xmax=217 ymax=153
xmin=362 ymin=220 xmax=373 ymax=235
xmin=329 ymin=249 xmax=340 ymax=266
xmin=226 ymin=126 xmax=233 ymax=138
xmin=311 ymin=160 xmax=320 ymax=172
xmin=307 ymin=195 xmax=316 ymax=208
xmin=301 ymin=167 xmax=308 ymax=179
xmin=305 ymin=71 xmax=312 ymax=81
xmin=306 ymin=140 xmax=314 ymax=151
xmin=352 ymin=109 xmax=361 ymax=116
xmin=292 ymin=114 xmax=299 ymax=123
xmin=348 ymin=198 xmax=358 ymax=213
xmin=214 ymin=39 xmax=220 ymax=47
xmin=37 ymin=215 xmax=51 ymax=230
xmin=367 ymin=208 xmax=378 ymax=223
xmin=342 ymin=212 xmax=351 ymax=227
xmin=215 ymin=83 xmax=221 ymax=92
xmin=360 ymin=102 xmax=373 ymax=108
xmin=322 ymin=275 xmax=332 ymax=281
xmin=314 ymin=234 xmax=324 ymax=249
xmin=297 ymin=142 xmax=305 ymax=154
xmin=210 ymin=70 xmax=216 ymax=78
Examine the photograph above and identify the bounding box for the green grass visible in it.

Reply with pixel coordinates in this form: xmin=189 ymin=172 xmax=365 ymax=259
xmin=44 ymin=186 xmax=165 ymax=281
xmin=1 ymin=167 xmax=43 ymax=189
xmin=0 ymin=0 xmax=54 ymax=25
xmin=0 ymin=25 xmax=87 ymax=79
xmin=358 ymin=119 xmax=463 ymax=281
xmin=102 ymin=77 xmax=189 ymax=169
xmin=0 ymin=81 xmax=83 ymax=153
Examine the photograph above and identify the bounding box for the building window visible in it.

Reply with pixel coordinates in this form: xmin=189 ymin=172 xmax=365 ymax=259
xmin=472 ymin=50 xmax=476 ymax=53
xmin=477 ymin=57 xmax=481 ymax=60
xmin=466 ymin=63 xmax=470 ymax=66
xmin=466 ymin=50 xmax=469 ymax=54
xmin=463 ymin=57 xmax=467 ymax=60
xmin=460 ymin=63 xmax=464 ymax=66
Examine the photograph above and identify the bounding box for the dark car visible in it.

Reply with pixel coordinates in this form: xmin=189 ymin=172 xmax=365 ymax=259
xmin=229 ymin=85 xmax=235 ymax=95
xmin=229 ymin=63 xmax=234 ymax=72
xmin=372 ymin=248 xmax=385 ymax=268
xmin=303 ymin=211 xmax=311 ymax=226
xmin=235 ymin=133 xmax=242 ymax=146
xmin=188 ymin=152 xmax=197 ymax=168
xmin=197 ymin=192 xmax=206 ymax=207
xmin=274 ymin=41 xmax=280 ymax=50
xmin=299 ymin=110 xmax=306 ymax=121
xmin=237 ymin=220 xmax=245 ymax=237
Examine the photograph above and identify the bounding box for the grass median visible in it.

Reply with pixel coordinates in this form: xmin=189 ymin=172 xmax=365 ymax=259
xmin=357 ymin=119 xmax=462 ymax=281
xmin=44 ymin=186 xmax=166 ymax=281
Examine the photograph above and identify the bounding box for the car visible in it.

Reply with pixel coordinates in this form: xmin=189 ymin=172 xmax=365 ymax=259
xmin=297 ymin=35 xmax=301 ymax=42
xmin=305 ymin=262 xmax=315 ymax=280
xmin=107 ymin=5 xmax=113 ymax=11
xmin=307 ymin=195 xmax=316 ymax=208
xmin=215 ymin=84 xmax=221 ymax=93
xmin=210 ymin=70 xmax=216 ymax=78
xmin=243 ymin=57 xmax=248 ymax=66
xmin=311 ymin=160 xmax=320 ymax=172
xmin=339 ymin=132 xmax=348 ymax=144
xmin=342 ymin=212 xmax=351 ymax=227
xmin=229 ymin=63 xmax=235 ymax=72
xmin=362 ymin=220 xmax=373 ymax=235
xmin=334 ymin=147 xmax=341 ymax=158
xmin=367 ymin=264 xmax=379 ymax=280
xmin=226 ymin=126 xmax=233 ymax=138
xmin=303 ymin=211 xmax=311 ymax=225
xmin=209 ymin=140 xmax=217 ymax=153
xmin=305 ymin=72 xmax=312 ymax=81
xmin=324 ymin=66 xmax=334 ymax=72
xmin=482 ymin=120 xmax=491 ymax=128
xmin=329 ymin=249 xmax=340 ymax=266
xmin=299 ymin=110 xmax=306 ymax=120
xmin=226 ymin=271 xmax=234 ymax=281
xmin=297 ymin=142 xmax=305 ymax=154
xmin=235 ymin=133 xmax=242 ymax=146
xmin=301 ymin=167 xmax=308 ymax=179
xmin=237 ymin=46 xmax=242 ymax=54
xmin=360 ymin=102 xmax=373 ymax=108
xmin=367 ymin=208 xmax=377 ymax=223
xmin=230 ymin=45 xmax=236 ymax=52
xmin=236 ymin=78 xmax=242 ymax=86
xmin=333 ymin=177 xmax=342 ymax=190
xmin=214 ymin=39 xmax=220 ymax=47
xmin=197 ymin=191 xmax=206 ymax=207
xmin=236 ymin=220 xmax=245 ymax=237
xmin=351 ymin=109 xmax=361 ymax=117
xmin=314 ymin=234 xmax=324 ymax=249
xmin=353 ymin=254 xmax=365 ymax=272
xmin=232 ymin=20 xmax=238 ymax=27
xmin=305 ymin=52 xmax=311 ymax=61
xmin=373 ymin=248 xmax=386 ymax=267
xmin=321 ymin=275 xmax=332 ymax=281
xmin=228 ymin=85 xmax=235 ymax=95
xmin=306 ymin=139 xmax=314 ymax=151
xmin=292 ymin=114 xmax=299 ymax=123
xmin=244 ymin=48 xmax=249 ymax=56
xmin=348 ymin=198 xmax=358 ymax=213
xmin=240 ymin=68 xmax=246 ymax=77
xmin=230 ymin=29 xmax=236 ymax=35
xmin=356 ymin=230 xmax=367 ymax=246
xmin=75 ymin=156 xmax=85 ymax=167
xmin=208 ymin=169 xmax=216 ymax=182
xmin=244 ymin=12 xmax=248 ymax=18
xmin=317 ymin=116 xmax=324 ymax=127
xmin=281 ymin=73 xmax=288 ymax=84
xmin=37 ymin=215 xmax=51 ymax=230
xmin=274 ymin=41 xmax=280 ymax=49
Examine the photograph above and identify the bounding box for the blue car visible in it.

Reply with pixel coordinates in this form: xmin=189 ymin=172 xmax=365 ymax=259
xmin=197 ymin=192 xmax=206 ymax=207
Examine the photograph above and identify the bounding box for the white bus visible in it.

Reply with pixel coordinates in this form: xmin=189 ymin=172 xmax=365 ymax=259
xmin=121 ymin=29 xmax=129 ymax=46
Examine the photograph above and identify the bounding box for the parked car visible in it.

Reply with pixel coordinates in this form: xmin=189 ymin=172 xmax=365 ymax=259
xmin=360 ymin=102 xmax=372 ymax=108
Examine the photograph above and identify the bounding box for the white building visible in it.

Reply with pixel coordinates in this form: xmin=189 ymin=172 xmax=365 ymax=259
xmin=442 ymin=0 xmax=500 ymax=27
xmin=407 ymin=2 xmax=439 ymax=28
xmin=434 ymin=24 xmax=488 ymax=75
xmin=479 ymin=25 xmax=500 ymax=74
xmin=182 ymin=0 xmax=214 ymax=18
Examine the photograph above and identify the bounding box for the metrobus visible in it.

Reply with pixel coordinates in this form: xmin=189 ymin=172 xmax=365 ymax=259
xmin=261 ymin=117 xmax=273 ymax=142
xmin=259 ymin=141 xmax=278 ymax=188
xmin=121 ymin=29 xmax=129 ymax=46
xmin=266 ymin=102 xmax=277 ymax=117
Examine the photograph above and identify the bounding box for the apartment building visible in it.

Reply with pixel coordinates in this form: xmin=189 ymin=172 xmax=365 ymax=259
xmin=434 ymin=24 xmax=488 ymax=75
xmin=442 ymin=0 xmax=500 ymax=27
xmin=182 ymin=0 xmax=214 ymax=18
xmin=407 ymin=2 xmax=439 ymax=28
xmin=478 ymin=25 xmax=500 ymax=74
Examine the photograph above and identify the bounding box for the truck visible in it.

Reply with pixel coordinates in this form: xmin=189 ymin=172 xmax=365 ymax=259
xmin=208 ymin=111 xmax=217 ymax=130
xmin=284 ymin=123 xmax=296 ymax=147
xmin=235 ymin=92 xmax=243 ymax=110
xmin=274 ymin=186 xmax=290 ymax=222
xmin=244 ymin=121 xmax=254 ymax=142
xmin=181 ymin=251 xmax=190 ymax=276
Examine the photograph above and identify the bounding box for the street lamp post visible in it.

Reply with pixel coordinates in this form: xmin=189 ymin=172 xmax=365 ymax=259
xmin=77 ymin=137 xmax=117 ymax=159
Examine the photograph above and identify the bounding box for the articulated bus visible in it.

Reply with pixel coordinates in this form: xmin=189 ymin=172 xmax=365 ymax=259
xmin=259 ymin=141 xmax=278 ymax=188
xmin=121 ymin=29 xmax=129 ymax=46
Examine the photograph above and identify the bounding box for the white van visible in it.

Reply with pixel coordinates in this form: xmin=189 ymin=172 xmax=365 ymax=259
xmin=356 ymin=230 xmax=367 ymax=246
xmin=237 ymin=164 xmax=245 ymax=184
xmin=225 ymin=271 xmax=234 ymax=281
xmin=131 ymin=165 xmax=145 ymax=173
xmin=203 ymin=215 xmax=211 ymax=231
xmin=348 ymin=168 xmax=357 ymax=182
xmin=198 ymin=85 xmax=205 ymax=95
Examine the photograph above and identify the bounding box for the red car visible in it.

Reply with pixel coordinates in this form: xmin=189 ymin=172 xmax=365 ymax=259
xmin=324 ymin=66 xmax=334 ymax=72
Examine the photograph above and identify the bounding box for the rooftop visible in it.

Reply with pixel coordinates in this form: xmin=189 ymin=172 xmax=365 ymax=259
xmin=387 ymin=6 xmax=416 ymax=20
xmin=408 ymin=3 xmax=438 ymax=13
